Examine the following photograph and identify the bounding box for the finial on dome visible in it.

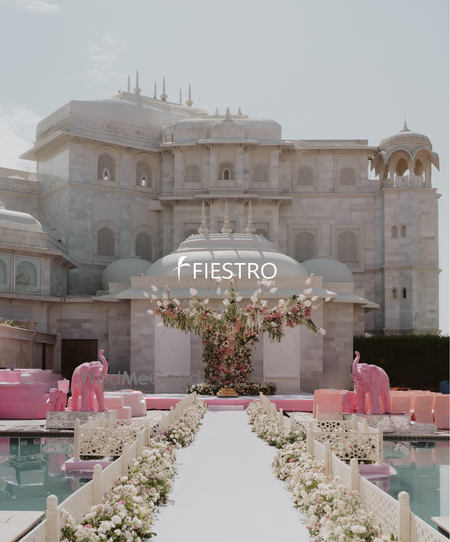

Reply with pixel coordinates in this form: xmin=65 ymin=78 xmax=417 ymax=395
xmin=221 ymin=201 xmax=233 ymax=234
xmin=186 ymin=83 xmax=193 ymax=107
xmin=127 ymin=75 xmax=130 ymax=92
xmin=225 ymin=107 xmax=232 ymax=121
xmin=238 ymin=107 xmax=242 ymax=115
xmin=215 ymin=107 xmax=219 ymax=116
xmin=134 ymin=70 xmax=141 ymax=95
xmin=154 ymin=82 xmax=157 ymax=99
xmin=160 ymin=77 xmax=168 ymax=101
xmin=198 ymin=201 xmax=209 ymax=234
xmin=245 ymin=201 xmax=256 ymax=234
xmin=179 ymin=88 xmax=182 ymax=105
xmin=401 ymin=117 xmax=409 ymax=132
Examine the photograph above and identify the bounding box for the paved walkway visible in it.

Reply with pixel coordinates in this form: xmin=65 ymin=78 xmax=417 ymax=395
xmin=153 ymin=410 xmax=310 ymax=542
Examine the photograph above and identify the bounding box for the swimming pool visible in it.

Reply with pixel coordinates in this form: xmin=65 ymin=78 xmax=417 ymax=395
xmin=0 ymin=437 xmax=89 ymax=511
xmin=380 ymin=440 xmax=449 ymax=530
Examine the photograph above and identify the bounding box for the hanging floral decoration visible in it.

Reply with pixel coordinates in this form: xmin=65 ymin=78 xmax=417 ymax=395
xmin=145 ymin=277 xmax=328 ymax=388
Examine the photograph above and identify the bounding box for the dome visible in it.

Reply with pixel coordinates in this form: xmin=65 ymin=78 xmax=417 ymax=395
xmin=146 ymin=233 xmax=308 ymax=278
xmin=302 ymin=252 xmax=353 ymax=283
xmin=379 ymin=122 xmax=431 ymax=150
xmin=102 ymin=257 xmax=151 ymax=290
xmin=0 ymin=202 xmax=48 ymax=234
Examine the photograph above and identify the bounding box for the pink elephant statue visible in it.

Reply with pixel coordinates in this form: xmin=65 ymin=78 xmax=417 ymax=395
xmin=70 ymin=349 xmax=109 ymax=412
xmin=341 ymin=390 xmax=358 ymax=413
xmin=49 ymin=388 xmax=67 ymax=411
xmin=351 ymin=351 xmax=391 ymax=415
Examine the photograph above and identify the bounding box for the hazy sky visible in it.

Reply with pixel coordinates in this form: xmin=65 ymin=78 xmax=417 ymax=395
xmin=0 ymin=0 xmax=448 ymax=333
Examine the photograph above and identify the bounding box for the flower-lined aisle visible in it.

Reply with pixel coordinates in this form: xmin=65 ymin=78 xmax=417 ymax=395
xmin=247 ymin=402 xmax=396 ymax=542
xmin=60 ymin=400 xmax=208 ymax=542
xmin=154 ymin=410 xmax=309 ymax=542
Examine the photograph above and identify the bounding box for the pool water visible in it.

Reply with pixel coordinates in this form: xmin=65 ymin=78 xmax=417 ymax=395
xmin=378 ymin=440 xmax=449 ymax=529
xmin=0 ymin=437 xmax=89 ymax=511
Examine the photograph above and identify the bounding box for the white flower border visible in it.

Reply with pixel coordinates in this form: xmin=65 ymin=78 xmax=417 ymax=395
xmin=247 ymin=402 xmax=396 ymax=542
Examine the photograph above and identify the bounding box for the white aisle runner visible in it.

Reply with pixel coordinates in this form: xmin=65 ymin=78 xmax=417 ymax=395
xmin=154 ymin=410 xmax=310 ymax=542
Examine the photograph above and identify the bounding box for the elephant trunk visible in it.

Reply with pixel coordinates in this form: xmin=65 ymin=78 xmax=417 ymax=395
xmin=352 ymin=351 xmax=360 ymax=377
xmin=99 ymin=349 xmax=108 ymax=375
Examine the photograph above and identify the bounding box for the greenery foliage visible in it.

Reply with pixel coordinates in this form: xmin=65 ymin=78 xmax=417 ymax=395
xmin=187 ymin=381 xmax=277 ymax=396
xmin=353 ymin=334 xmax=449 ymax=391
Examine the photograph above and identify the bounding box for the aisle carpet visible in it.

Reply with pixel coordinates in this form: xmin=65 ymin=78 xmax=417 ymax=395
xmin=154 ymin=410 xmax=310 ymax=542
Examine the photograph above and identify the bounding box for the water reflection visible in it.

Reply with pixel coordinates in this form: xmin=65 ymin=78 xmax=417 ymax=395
xmin=0 ymin=437 xmax=89 ymax=511
xmin=381 ymin=440 xmax=449 ymax=529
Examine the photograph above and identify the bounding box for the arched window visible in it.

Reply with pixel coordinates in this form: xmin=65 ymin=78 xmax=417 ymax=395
xmin=295 ymin=232 xmax=315 ymax=262
xmin=392 ymin=288 xmax=397 ymax=299
xmin=392 ymin=226 xmax=398 ymax=238
xmin=339 ymin=167 xmax=356 ymax=186
xmin=183 ymin=228 xmax=199 ymax=241
xmin=185 ymin=164 xmax=201 ymax=183
xmin=135 ymin=231 xmax=152 ymax=261
xmin=98 ymin=154 xmax=115 ymax=182
xmin=337 ymin=231 xmax=358 ymax=266
xmin=218 ymin=161 xmax=234 ymax=181
xmin=414 ymin=159 xmax=424 ymax=176
xmin=16 ymin=261 xmax=38 ymax=287
xmin=402 ymin=288 xmax=407 ymax=299
xmin=395 ymin=158 xmax=408 ymax=176
xmin=401 ymin=225 xmax=406 ymax=237
xmin=136 ymin=161 xmax=152 ymax=187
xmin=98 ymin=227 xmax=114 ymax=257
xmin=297 ymin=166 xmax=314 ymax=186
xmin=253 ymin=164 xmax=269 ymax=183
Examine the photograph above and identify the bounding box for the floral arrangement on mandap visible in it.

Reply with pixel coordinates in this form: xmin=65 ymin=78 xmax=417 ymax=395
xmin=145 ymin=276 xmax=329 ymax=394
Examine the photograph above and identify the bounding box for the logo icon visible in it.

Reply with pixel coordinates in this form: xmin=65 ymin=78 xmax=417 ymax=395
xmin=173 ymin=255 xmax=191 ymax=282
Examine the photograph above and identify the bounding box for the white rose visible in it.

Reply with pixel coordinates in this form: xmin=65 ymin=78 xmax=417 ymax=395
xmin=112 ymin=515 xmax=122 ymax=525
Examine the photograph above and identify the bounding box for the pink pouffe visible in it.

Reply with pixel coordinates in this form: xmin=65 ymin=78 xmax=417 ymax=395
xmin=114 ymin=406 xmax=132 ymax=420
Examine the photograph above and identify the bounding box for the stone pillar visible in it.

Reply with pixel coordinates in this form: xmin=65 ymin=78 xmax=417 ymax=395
xmin=174 ymin=150 xmax=183 ymax=190
xmin=269 ymin=150 xmax=280 ymax=190
xmin=209 ymin=148 xmax=217 ymax=189
xmin=408 ymin=160 xmax=415 ymax=186
xmin=236 ymin=148 xmax=244 ymax=189
xmin=388 ymin=166 xmax=395 ymax=188
xmin=424 ymin=163 xmax=432 ymax=188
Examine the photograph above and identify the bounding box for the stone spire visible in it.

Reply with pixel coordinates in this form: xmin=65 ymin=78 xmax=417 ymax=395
xmin=225 ymin=107 xmax=232 ymax=121
xmin=221 ymin=201 xmax=233 ymax=234
xmin=215 ymin=107 xmax=219 ymax=116
xmin=127 ymin=75 xmax=130 ymax=92
xmin=238 ymin=107 xmax=242 ymax=115
xmin=179 ymin=88 xmax=182 ymax=105
xmin=134 ymin=70 xmax=141 ymax=95
xmin=245 ymin=201 xmax=256 ymax=234
xmin=198 ymin=201 xmax=209 ymax=234
xmin=401 ymin=117 xmax=409 ymax=131
xmin=160 ymin=77 xmax=168 ymax=101
xmin=186 ymin=83 xmax=193 ymax=107
xmin=154 ymin=82 xmax=157 ymax=99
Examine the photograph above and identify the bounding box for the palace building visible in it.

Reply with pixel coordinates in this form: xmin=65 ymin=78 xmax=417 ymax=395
xmin=0 ymin=78 xmax=440 ymax=392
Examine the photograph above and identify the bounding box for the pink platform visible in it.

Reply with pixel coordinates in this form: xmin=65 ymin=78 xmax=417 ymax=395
xmin=145 ymin=395 xmax=313 ymax=412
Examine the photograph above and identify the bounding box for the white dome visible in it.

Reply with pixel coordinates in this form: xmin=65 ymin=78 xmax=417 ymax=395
xmin=146 ymin=233 xmax=308 ymax=278
xmin=379 ymin=123 xmax=432 ymax=150
xmin=302 ymin=252 xmax=353 ymax=283
xmin=102 ymin=257 xmax=151 ymax=290
xmin=0 ymin=202 xmax=48 ymax=234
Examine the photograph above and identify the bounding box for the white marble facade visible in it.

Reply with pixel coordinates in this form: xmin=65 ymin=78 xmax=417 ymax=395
xmin=0 ymin=83 xmax=441 ymax=392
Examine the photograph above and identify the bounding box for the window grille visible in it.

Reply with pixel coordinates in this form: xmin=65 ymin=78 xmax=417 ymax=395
xmin=136 ymin=161 xmax=152 ymax=187
xmin=135 ymin=231 xmax=152 ymax=261
xmin=339 ymin=167 xmax=356 ymax=186
xmin=295 ymin=232 xmax=315 ymax=262
xmin=337 ymin=231 xmax=358 ymax=266
xmin=253 ymin=164 xmax=269 ymax=182
xmin=98 ymin=227 xmax=114 ymax=257
xmin=183 ymin=229 xmax=199 ymax=241
xmin=185 ymin=164 xmax=201 ymax=183
xmin=297 ymin=166 xmax=314 ymax=185
xmin=98 ymin=154 xmax=115 ymax=182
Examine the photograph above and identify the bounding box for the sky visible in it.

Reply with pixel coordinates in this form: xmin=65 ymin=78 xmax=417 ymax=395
xmin=0 ymin=0 xmax=448 ymax=333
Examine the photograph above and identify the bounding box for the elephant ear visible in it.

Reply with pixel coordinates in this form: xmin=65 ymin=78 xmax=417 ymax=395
xmin=78 ymin=365 xmax=96 ymax=385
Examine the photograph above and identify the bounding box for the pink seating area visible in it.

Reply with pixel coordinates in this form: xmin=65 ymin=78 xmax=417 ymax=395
xmin=0 ymin=369 xmax=63 ymax=419
xmin=313 ymin=388 xmax=449 ymax=429
xmin=68 ymin=389 xmax=147 ymax=420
